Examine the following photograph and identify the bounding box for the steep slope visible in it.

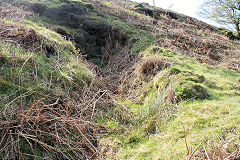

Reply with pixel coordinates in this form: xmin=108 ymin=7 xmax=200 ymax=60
xmin=0 ymin=0 xmax=239 ymax=159
xmin=0 ymin=1 xmax=104 ymax=159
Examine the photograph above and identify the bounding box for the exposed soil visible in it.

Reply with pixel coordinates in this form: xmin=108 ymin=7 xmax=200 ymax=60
xmin=30 ymin=2 xmax=127 ymax=64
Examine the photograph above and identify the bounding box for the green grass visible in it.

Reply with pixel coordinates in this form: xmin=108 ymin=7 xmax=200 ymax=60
xmin=105 ymin=46 xmax=240 ymax=159
xmin=0 ymin=9 xmax=94 ymax=157
xmin=0 ymin=33 xmax=92 ymax=109
xmin=104 ymin=15 xmax=156 ymax=54
xmin=1 ymin=0 xmax=240 ymax=159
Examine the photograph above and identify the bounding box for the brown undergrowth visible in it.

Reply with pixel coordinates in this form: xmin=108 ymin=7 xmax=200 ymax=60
xmin=0 ymin=74 xmax=123 ymax=159
xmin=94 ymin=0 xmax=240 ymax=71
xmin=0 ymin=25 xmax=132 ymax=159
xmin=0 ymin=21 xmax=58 ymax=57
xmin=1 ymin=1 xmax=240 ymax=159
xmin=0 ymin=5 xmax=109 ymax=159
xmin=118 ymin=54 xmax=173 ymax=102
xmin=156 ymin=28 xmax=240 ymax=70
xmin=0 ymin=3 xmax=31 ymax=22
xmin=187 ymin=132 xmax=240 ymax=160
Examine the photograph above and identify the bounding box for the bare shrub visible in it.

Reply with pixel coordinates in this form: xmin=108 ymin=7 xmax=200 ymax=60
xmin=0 ymin=86 xmax=113 ymax=159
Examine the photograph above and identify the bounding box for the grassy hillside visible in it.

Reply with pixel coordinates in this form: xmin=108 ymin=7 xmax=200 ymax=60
xmin=0 ymin=0 xmax=239 ymax=159
xmin=113 ymin=47 xmax=240 ymax=159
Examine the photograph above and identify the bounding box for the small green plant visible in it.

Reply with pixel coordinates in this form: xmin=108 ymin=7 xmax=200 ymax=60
xmin=176 ymin=82 xmax=211 ymax=100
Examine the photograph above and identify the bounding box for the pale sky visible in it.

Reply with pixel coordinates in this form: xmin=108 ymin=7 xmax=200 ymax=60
xmin=131 ymin=0 xmax=224 ymax=28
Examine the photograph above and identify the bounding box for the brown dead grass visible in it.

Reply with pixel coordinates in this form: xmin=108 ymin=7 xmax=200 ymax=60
xmin=156 ymin=27 xmax=240 ymax=70
xmin=0 ymin=83 xmax=115 ymax=159
xmin=0 ymin=1 xmax=239 ymax=159
xmin=0 ymin=4 xmax=57 ymax=57
xmin=0 ymin=21 xmax=58 ymax=57
xmin=138 ymin=57 xmax=171 ymax=77
xmin=189 ymin=141 xmax=240 ymax=160
xmin=0 ymin=22 xmax=38 ymax=47
xmin=117 ymin=55 xmax=173 ymax=102
xmin=0 ymin=3 xmax=32 ymax=22
xmin=93 ymin=0 xmax=240 ymax=71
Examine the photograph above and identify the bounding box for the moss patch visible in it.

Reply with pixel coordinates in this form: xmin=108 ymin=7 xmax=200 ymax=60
xmin=176 ymin=82 xmax=210 ymax=100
